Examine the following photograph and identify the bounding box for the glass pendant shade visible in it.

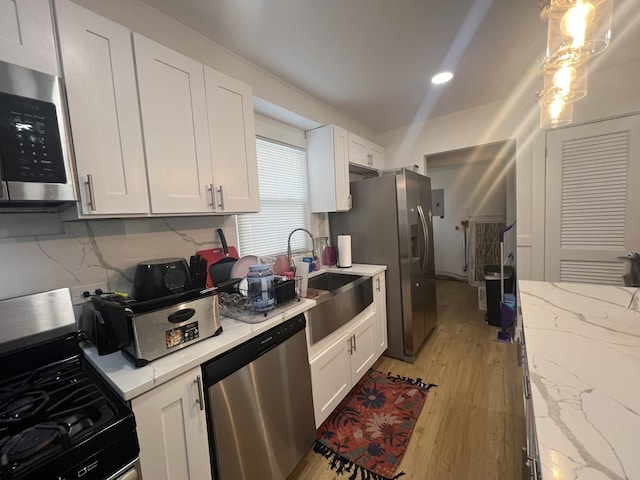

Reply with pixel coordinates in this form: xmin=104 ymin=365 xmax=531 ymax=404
xmin=545 ymin=0 xmax=613 ymax=66
xmin=539 ymin=60 xmax=589 ymax=105
xmin=540 ymin=96 xmax=574 ymax=128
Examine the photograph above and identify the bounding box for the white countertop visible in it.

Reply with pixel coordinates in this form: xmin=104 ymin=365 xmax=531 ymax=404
xmin=318 ymin=264 xmax=387 ymax=277
xmin=84 ymin=263 xmax=386 ymax=401
xmin=518 ymin=280 xmax=640 ymax=480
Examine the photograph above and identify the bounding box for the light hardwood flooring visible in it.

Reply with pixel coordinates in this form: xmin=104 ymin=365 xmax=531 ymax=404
xmin=289 ymin=280 xmax=525 ymax=480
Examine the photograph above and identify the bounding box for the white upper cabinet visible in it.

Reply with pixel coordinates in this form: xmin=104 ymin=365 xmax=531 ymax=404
xmin=307 ymin=124 xmax=350 ymax=213
xmin=0 ymin=0 xmax=58 ymax=75
xmin=348 ymin=133 xmax=385 ymax=170
xmin=134 ymin=34 xmax=259 ymax=215
xmin=369 ymin=142 xmax=386 ymax=170
xmin=134 ymin=33 xmax=213 ymax=214
xmin=55 ymin=0 xmax=149 ymax=215
xmin=204 ymin=66 xmax=259 ymax=213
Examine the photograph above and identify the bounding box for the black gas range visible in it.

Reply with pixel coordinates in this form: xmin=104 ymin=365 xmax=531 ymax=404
xmin=0 ymin=289 xmax=139 ymax=480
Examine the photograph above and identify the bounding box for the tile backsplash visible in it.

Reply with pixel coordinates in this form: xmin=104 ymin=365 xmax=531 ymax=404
xmin=0 ymin=214 xmax=236 ymax=300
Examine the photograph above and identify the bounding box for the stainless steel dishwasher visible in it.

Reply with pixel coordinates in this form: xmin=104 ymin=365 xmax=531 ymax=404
xmin=202 ymin=313 xmax=316 ymax=480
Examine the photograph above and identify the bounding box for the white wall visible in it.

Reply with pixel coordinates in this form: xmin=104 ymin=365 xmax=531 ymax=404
xmin=380 ymin=97 xmax=534 ymax=276
xmin=429 ymin=161 xmax=506 ymax=279
xmin=379 ymin=59 xmax=640 ymax=281
xmin=0 ymin=214 xmax=235 ymax=301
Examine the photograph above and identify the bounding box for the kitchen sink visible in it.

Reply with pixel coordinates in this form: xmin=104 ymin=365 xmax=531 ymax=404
xmin=308 ymin=273 xmax=362 ymax=292
xmin=306 ymin=273 xmax=373 ymax=344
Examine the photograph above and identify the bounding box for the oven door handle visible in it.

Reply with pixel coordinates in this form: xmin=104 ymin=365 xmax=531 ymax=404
xmin=168 ymin=308 xmax=196 ymax=324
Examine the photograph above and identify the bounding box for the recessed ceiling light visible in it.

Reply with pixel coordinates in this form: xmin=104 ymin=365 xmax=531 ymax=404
xmin=431 ymin=72 xmax=453 ymax=84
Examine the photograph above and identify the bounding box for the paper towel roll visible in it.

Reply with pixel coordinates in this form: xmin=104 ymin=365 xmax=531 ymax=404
xmin=294 ymin=259 xmax=309 ymax=297
xmin=337 ymin=235 xmax=352 ymax=268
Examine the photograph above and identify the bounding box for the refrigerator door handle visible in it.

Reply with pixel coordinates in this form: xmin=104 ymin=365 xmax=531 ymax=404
xmin=417 ymin=205 xmax=429 ymax=274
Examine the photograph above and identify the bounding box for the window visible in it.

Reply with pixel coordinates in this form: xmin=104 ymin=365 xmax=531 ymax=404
xmin=237 ymin=137 xmax=311 ymax=257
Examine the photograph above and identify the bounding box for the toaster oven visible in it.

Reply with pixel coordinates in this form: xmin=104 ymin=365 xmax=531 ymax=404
xmin=88 ymin=289 xmax=222 ymax=367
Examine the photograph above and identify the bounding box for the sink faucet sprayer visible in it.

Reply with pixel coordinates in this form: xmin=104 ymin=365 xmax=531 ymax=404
xmin=287 ymin=228 xmax=316 ymax=272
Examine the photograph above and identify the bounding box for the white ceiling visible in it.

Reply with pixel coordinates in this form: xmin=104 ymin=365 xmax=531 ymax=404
xmin=138 ymin=0 xmax=640 ymax=133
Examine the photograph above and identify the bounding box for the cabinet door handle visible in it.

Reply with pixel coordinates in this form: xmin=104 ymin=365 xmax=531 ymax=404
xmin=368 ymin=153 xmax=372 ymax=166
xmin=352 ymin=334 xmax=357 ymax=352
xmin=194 ymin=375 xmax=204 ymax=411
xmin=523 ymin=373 xmax=531 ymax=400
xmin=347 ymin=336 xmax=353 ymax=354
xmin=207 ymin=183 xmax=216 ymax=211
xmin=86 ymin=174 xmax=96 ymax=211
xmin=217 ymin=185 xmax=225 ymax=211
xmin=376 ymin=277 xmax=381 ymax=292
xmin=517 ymin=338 xmax=523 ymax=367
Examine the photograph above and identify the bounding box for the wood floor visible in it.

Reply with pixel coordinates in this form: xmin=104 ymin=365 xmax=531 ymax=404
xmin=289 ymin=280 xmax=525 ymax=480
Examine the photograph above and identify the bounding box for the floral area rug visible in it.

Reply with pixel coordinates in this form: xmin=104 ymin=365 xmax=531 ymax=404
xmin=314 ymin=369 xmax=436 ymax=480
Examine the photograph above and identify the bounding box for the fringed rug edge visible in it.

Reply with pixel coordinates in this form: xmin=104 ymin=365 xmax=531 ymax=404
xmin=375 ymin=368 xmax=438 ymax=392
xmin=313 ymin=440 xmax=406 ymax=480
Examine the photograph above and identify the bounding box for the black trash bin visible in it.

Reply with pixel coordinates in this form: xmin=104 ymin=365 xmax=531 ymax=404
xmin=484 ymin=265 xmax=514 ymax=327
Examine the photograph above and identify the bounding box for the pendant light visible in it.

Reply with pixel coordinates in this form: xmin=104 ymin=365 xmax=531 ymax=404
xmin=539 ymin=60 xmax=589 ymax=105
xmin=538 ymin=0 xmax=614 ymax=129
xmin=539 ymin=95 xmax=574 ymax=128
xmin=545 ymin=0 xmax=614 ymax=67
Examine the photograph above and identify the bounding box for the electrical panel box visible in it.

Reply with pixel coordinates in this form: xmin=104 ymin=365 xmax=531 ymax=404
xmin=432 ymin=188 xmax=444 ymax=218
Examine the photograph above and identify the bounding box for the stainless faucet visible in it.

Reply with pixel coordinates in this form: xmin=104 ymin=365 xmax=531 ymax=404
xmin=287 ymin=228 xmax=316 ymax=272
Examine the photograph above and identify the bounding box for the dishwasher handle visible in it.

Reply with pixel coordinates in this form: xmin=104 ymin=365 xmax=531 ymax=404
xmin=202 ymin=314 xmax=307 ymax=387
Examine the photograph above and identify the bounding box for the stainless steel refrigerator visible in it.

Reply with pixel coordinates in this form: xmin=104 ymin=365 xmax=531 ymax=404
xmin=329 ymin=168 xmax=437 ymax=363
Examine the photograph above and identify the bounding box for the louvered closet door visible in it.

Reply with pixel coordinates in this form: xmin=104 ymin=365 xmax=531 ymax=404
xmin=545 ymin=115 xmax=640 ymax=284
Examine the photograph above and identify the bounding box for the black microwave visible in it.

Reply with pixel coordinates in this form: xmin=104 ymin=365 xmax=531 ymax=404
xmin=0 ymin=60 xmax=76 ymax=208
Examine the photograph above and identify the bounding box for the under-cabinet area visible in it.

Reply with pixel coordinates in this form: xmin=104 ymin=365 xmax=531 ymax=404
xmin=82 ymin=266 xmax=387 ymax=480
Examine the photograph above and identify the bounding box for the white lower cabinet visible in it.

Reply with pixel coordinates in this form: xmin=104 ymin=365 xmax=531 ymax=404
xmin=349 ymin=312 xmax=378 ymax=381
xmin=131 ymin=366 xmax=211 ymax=480
xmin=518 ymin=329 xmax=541 ymax=480
xmin=309 ymin=330 xmax=353 ymax=427
xmin=309 ymin=310 xmax=378 ymax=428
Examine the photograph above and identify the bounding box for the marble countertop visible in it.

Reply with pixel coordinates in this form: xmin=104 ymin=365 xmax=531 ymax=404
xmin=518 ymin=280 xmax=640 ymax=480
xmin=83 ymin=263 xmax=386 ymax=401
xmin=317 ymin=264 xmax=387 ymax=277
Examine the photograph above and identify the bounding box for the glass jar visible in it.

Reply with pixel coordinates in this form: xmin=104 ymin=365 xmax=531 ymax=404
xmin=315 ymin=236 xmax=336 ymax=267
xmin=313 ymin=237 xmax=330 ymax=267
xmin=246 ymin=264 xmax=275 ymax=312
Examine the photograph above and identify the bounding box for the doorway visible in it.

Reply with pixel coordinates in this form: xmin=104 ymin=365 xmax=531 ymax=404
xmin=425 ymin=140 xmax=516 ymax=287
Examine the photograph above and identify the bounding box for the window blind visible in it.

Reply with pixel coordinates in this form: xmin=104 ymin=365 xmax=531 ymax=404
xmin=237 ymin=137 xmax=311 ymax=257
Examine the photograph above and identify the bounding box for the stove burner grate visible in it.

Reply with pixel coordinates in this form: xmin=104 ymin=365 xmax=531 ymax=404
xmin=0 ymin=423 xmax=67 ymax=465
xmin=0 ymin=391 xmax=48 ymax=424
